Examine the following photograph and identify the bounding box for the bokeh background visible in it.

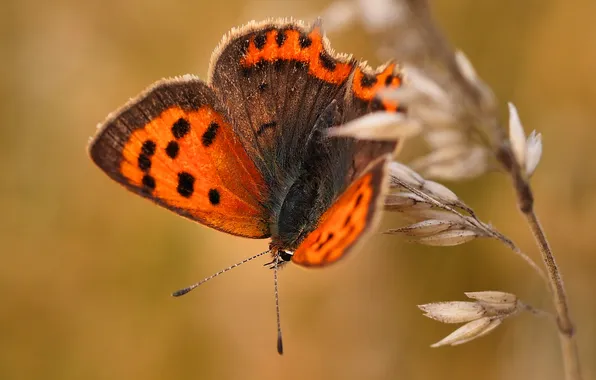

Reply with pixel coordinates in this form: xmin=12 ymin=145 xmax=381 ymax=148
xmin=1 ymin=0 xmax=595 ymax=379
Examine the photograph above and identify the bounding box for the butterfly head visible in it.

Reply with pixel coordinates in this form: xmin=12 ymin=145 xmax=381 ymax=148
xmin=279 ymin=249 xmax=294 ymax=262
xmin=264 ymin=244 xmax=294 ymax=269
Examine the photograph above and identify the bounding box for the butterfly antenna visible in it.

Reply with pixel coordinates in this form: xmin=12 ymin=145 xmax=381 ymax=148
xmin=274 ymin=255 xmax=284 ymax=355
xmin=172 ymin=250 xmax=269 ymax=297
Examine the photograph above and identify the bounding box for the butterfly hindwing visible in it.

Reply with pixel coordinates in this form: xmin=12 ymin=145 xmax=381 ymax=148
xmin=291 ymin=154 xmax=391 ymax=267
xmin=89 ymin=76 xmax=271 ymax=238
xmin=342 ymin=62 xmax=405 ymax=181
xmin=348 ymin=62 xmax=404 ymax=115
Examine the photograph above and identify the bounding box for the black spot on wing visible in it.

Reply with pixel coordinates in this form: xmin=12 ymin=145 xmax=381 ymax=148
xmin=172 ymin=118 xmax=190 ymax=139
xmin=208 ymin=188 xmax=220 ymax=205
xmin=355 ymin=193 xmax=364 ymax=207
xmin=360 ymin=74 xmax=377 ymax=88
xmin=276 ymin=29 xmax=287 ymax=47
xmin=319 ymin=51 xmax=336 ymax=71
xmin=177 ymin=172 xmax=195 ymax=198
xmin=299 ymin=34 xmax=312 ymax=48
xmin=343 ymin=214 xmax=352 ymax=227
xmin=254 ymin=32 xmax=266 ymax=50
xmin=257 ymin=121 xmax=277 ymax=136
xmin=141 ymin=140 xmax=156 ymax=155
xmin=202 ymin=122 xmax=219 ymax=147
xmin=137 ymin=154 xmax=151 ymax=171
xmin=315 ymin=233 xmax=335 ymax=251
xmin=142 ymin=175 xmax=156 ymax=191
xmin=165 ymin=141 xmax=179 ymax=158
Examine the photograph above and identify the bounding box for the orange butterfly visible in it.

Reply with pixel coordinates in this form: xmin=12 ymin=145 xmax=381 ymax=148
xmin=89 ymin=19 xmax=403 ymax=354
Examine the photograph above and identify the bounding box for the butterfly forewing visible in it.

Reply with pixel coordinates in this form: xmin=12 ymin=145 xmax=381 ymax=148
xmin=89 ymin=76 xmax=271 ymax=238
xmin=209 ymin=21 xmax=357 ymax=185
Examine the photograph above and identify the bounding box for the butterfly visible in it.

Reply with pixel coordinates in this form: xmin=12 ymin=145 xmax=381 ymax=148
xmin=89 ymin=19 xmax=404 ymax=354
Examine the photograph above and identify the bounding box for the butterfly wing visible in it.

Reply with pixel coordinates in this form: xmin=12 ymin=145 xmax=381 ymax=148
xmin=348 ymin=61 xmax=404 ymax=115
xmin=208 ymin=20 xmax=357 ymax=187
xmin=89 ymin=76 xmax=271 ymax=238
xmin=291 ymin=155 xmax=390 ymax=267
xmin=342 ymin=62 xmax=406 ymax=181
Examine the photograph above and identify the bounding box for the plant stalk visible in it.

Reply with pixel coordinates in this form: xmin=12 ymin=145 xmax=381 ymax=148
xmin=524 ymin=211 xmax=582 ymax=380
xmin=498 ymin=143 xmax=582 ymax=380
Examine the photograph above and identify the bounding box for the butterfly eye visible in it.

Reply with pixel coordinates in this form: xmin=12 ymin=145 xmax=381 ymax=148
xmin=279 ymin=250 xmax=294 ymax=262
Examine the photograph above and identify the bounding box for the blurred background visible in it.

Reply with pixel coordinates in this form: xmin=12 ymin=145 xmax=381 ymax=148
xmin=1 ymin=0 xmax=595 ymax=379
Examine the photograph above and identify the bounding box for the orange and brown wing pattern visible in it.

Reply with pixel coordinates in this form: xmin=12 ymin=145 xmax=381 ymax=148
xmin=349 ymin=62 xmax=404 ymax=113
xmin=237 ymin=22 xmax=354 ymax=85
xmin=89 ymin=76 xmax=270 ymax=238
xmin=291 ymin=155 xmax=390 ymax=267
xmin=339 ymin=62 xmax=406 ymax=181
xmin=208 ymin=20 xmax=358 ymax=185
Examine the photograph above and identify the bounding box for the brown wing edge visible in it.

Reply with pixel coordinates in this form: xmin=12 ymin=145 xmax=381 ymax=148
xmin=292 ymin=153 xmax=393 ymax=267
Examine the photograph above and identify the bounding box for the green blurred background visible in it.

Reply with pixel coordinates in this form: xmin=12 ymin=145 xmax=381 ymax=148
xmin=1 ymin=0 xmax=595 ymax=379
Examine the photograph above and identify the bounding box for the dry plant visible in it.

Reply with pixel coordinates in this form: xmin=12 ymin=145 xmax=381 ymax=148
xmin=322 ymin=0 xmax=582 ymax=379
